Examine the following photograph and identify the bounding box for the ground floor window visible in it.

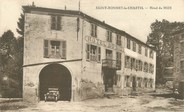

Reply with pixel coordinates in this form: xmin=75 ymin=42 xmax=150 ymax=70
xmin=125 ymin=76 xmax=132 ymax=87
xmin=137 ymin=77 xmax=142 ymax=87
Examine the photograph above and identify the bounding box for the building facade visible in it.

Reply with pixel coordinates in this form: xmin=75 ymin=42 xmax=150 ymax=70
xmin=173 ymin=29 xmax=184 ymax=82
xmin=23 ymin=6 xmax=156 ymax=103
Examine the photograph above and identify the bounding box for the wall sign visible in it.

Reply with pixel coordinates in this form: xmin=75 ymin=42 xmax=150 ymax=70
xmin=85 ymin=35 xmax=122 ymax=51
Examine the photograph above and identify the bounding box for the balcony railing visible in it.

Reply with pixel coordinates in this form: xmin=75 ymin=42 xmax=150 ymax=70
xmin=102 ymin=59 xmax=121 ymax=70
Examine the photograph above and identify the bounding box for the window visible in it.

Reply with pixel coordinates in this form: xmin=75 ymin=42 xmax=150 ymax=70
xmin=145 ymin=48 xmax=148 ymax=57
xmin=86 ymin=44 xmax=101 ymax=62
xmin=91 ymin=23 xmax=97 ymax=37
xmin=138 ymin=44 xmax=142 ymax=54
xmin=139 ymin=60 xmax=143 ymax=71
xmin=116 ymin=52 xmax=121 ymax=68
xmin=116 ymin=34 xmax=121 ymax=45
xmin=144 ymin=62 xmax=148 ymax=72
xmin=137 ymin=77 xmax=142 ymax=87
xmin=106 ymin=49 xmax=113 ymax=59
xmin=44 ymin=40 xmax=66 ymax=59
xmin=107 ymin=30 xmax=112 ymax=42
xmin=51 ymin=15 xmax=61 ymax=30
xmin=150 ymin=50 xmax=153 ymax=58
xmin=125 ymin=56 xmax=131 ymax=68
xmin=144 ymin=78 xmax=148 ymax=88
xmin=131 ymin=58 xmax=136 ymax=70
xmin=132 ymin=41 xmax=136 ymax=52
xmin=136 ymin=60 xmax=139 ymax=71
xmin=149 ymin=64 xmax=154 ymax=74
xmin=150 ymin=79 xmax=153 ymax=88
xmin=125 ymin=76 xmax=130 ymax=87
xmin=127 ymin=38 xmax=131 ymax=49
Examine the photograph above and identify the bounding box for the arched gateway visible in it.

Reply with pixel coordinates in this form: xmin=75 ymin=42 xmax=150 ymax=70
xmin=39 ymin=64 xmax=72 ymax=101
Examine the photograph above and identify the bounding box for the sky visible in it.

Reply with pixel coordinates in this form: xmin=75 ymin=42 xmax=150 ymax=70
xmin=0 ymin=0 xmax=184 ymax=43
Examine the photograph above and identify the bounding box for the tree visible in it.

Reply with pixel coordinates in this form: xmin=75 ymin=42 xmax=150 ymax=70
xmin=16 ymin=13 xmax=24 ymax=37
xmin=147 ymin=19 xmax=184 ymax=84
xmin=0 ymin=30 xmax=23 ymax=97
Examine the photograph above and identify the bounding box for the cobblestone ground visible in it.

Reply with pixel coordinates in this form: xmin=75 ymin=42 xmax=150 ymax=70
xmin=1 ymin=89 xmax=184 ymax=112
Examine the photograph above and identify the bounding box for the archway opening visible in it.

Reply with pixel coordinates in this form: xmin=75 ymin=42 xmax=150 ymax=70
xmin=39 ymin=64 xmax=71 ymax=101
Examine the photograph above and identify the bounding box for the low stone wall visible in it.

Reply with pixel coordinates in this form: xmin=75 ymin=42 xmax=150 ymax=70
xmin=77 ymin=79 xmax=104 ymax=101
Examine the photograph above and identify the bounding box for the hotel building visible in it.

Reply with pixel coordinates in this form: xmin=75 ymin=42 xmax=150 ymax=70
xmin=23 ymin=6 xmax=156 ymax=102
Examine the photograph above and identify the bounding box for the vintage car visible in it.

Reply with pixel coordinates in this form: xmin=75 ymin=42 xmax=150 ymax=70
xmin=44 ymin=88 xmax=60 ymax=102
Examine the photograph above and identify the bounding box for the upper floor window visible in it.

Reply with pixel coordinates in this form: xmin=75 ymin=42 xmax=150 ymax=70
xmin=145 ymin=48 xmax=148 ymax=57
xmin=51 ymin=15 xmax=61 ymax=30
xmin=86 ymin=44 xmax=101 ymax=62
xmin=44 ymin=40 xmax=66 ymax=59
xmin=144 ymin=62 xmax=148 ymax=72
xmin=139 ymin=60 xmax=143 ymax=71
xmin=107 ymin=30 xmax=112 ymax=42
xmin=116 ymin=34 xmax=121 ymax=46
xmin=136 ymin=60 xmax=139 ymax=71
xmin=132 ymin=41 xmax=136 ymax=52
xmin=91 ymin=23 xmax=97 ymax=37
xmin=149 ymin=64 xmax=154 ymax=74
xmin=138 ymin=44 xmax=142 ymax=54
xmin=127 ymin=38 xmax=131 ymax=49
xmin=131 ymin=58 xmax=136 ymax=70
xmin=149 ymin=50 xmax=154 ymax=58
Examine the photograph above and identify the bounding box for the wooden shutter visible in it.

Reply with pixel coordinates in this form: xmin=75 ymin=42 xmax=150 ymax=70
xmin=57 ymin=16 xmax=61 ymax=30
xmin=95 ymin=25 xmax=97 ymax=37
xmin=86 ymin=44 xmax=90 ymax=61
xmin=91 ymin=24 xmax=93 ymax=36
xmin=44 ymin=40 xmax=49 ymax=58
xmin=51 ymin=16 xmax=56 ymax=30
xmin=60 ymin=41 xmax=66 ymax=59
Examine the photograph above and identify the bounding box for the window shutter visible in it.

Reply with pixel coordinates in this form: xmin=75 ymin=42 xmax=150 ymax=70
xmin=57 ymin=16 xmax=61 ymax=30
xmin=51 ymin=16 xmax=56 ymax=30
xmin=86 ymin=44 xmax=90 ymax=60
xmin=44 ymin=40 xmax=49 ymax=58
xmin=91 ymin=24 xmax=93 ymax=36
xmin=107 ymin=31 xmax=109 ymax=41
xmin=95 ymin=25 xmax=97 ymax=37
xmin=61 ymin=41 xmax=66 ymax=59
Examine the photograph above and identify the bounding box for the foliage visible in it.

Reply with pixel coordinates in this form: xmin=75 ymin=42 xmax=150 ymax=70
xmin=0 ymin=30 xmax=22 ymax=97
xmin=147 ymin=19 xmax=184 ymax=84
xmin=0 ymin=5 xmax=34 ymax=98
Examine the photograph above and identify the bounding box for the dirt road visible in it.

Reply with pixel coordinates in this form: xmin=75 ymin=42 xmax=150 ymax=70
xmin=1 ymin=89 xmax=184 ymax=112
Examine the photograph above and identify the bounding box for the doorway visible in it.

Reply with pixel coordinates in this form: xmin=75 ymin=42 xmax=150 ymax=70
xmin=39 ymin=64 xmax=71 ymax=101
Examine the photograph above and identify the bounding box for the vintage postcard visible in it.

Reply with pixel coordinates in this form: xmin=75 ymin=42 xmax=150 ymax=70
xmin=0 ymin=0 xmax=184 ymax=111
